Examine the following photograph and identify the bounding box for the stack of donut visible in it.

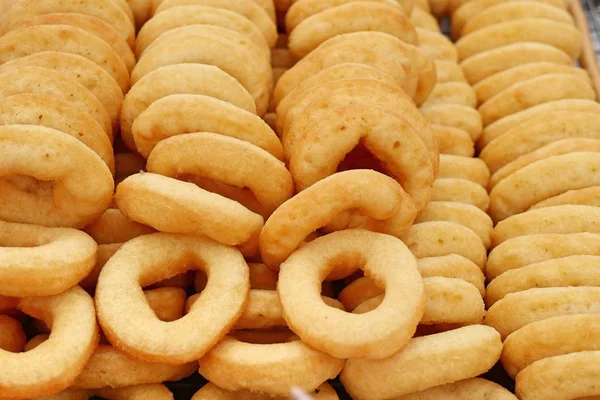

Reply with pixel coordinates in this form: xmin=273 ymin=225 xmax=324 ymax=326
xmin=442 ymin=0 xmax=600 ymax=398
xmin=0 ymin=0 xmax=179 ymax=399
xmin=5 ymin=0 xmax=599 ymax=398
xmin=259 ymin=1 xmax=516 ymax=399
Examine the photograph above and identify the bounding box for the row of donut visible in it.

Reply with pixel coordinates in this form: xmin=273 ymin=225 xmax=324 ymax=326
xmin=266 ymin=1 xmax=516 ymax=399
xmin=0 ymin=0 xmax=437 ymax=399
xmin=115 ymin=0 xmax=512 ymax=399
xmin=0 ymin=1 xmax=174 ymax=399
xmin=438 ymin=0 xmax=600 ymax=398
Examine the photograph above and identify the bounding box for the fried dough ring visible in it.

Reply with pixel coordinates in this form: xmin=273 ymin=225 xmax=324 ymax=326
xmin=274 ymin=31 xmax=435 ymax=106
xmin=198 ymin=337 xmax=343 ymax=396
xmin=402 ymin=221 xmax=487 ymax=267
xmin=422 ymin=82 xmax=477 ymax=108
xmin=279 ymin=63 xmax=400 ymax=107
xmin=0 ymin=124 xmax=114 ymax=229
xmin=0 ymin=66 xmax=112 ymax=136
xmin=288 ymin=2 xmax=417 ymax=59
xmin=435 ymin=61 xmax=467 ymax=83
xmin=2 ymin=52 xmax=123 ymax=133
xmin=0 ymin=287 xmax=98 ymax=398
xmin=0 ymin=93 xmax=114 ymax=173
xmin=485 ymin=255 xmax=600 ymax=306
xmin=438 ymin=155 xmax=489 ymax=187
xmin=487 ymin=233 xmax=600 ymax=280
xmin=516 ymin=351 xmax=600 ymax=399
xmin=143 ymin=23 xmax=269 ymax=62
xmin=277 ymin=82 xmax=434 ymax=162
xmin=502 ymin=314 xmax=600 ymax=378
xmin=0 ymin=0 xmax=134 ymax=47
xmin=131 ymin=25 xmax=272 ymax=115
xmin=0 ymin=220 xmax=96 ymax=297
xmin=197 ymin=290 xmax=344 ymax=396
xmin=259 ymin=170 xmax=417 ymax=269
xmin=411 ymin=7 xmax=440 ymax=32
xmin=0 ymin=315 xmax=25 ymax=352
xmin=147 ymin=133 xmax=293 ymax=215
xmin=286 ymin=0 xmax=403 ymax=32
xmin=203 ymin=289 xmax=344 ymax=330
xmin=393 ymin=378 xmax=517 ymax=400
xmin=489 ymin=152 xmax=600 ymax=222
xmin=419 ymin=255 xmax=485 ymax=294
xmin=195 ymin=263 xmax=279 ymax=292
xmin=340 ymin=325 xmax=502 ymax=400
xmin=74 ymin=344 xmax=196 ymax=389
xmin=132 ymin=94 xmax=282 ymax=159
xmin=136 ymin=6 xmax=269 ymax=57
xmin=309 ymin=32 xmax=435 ymax=105
xmin=485 ymin=287 xmax=600 ymax=339
xmin=489 ymin=138 xmax=600 ymax=189
xmin=120 ymin=64 xmax=256 ymax=151
xmin=79 ymin=243 xmax=122 ymax=293
xmin=251 ymin=0 xmax=276 ymax=21
xmin=533 ymin=186 xmax=600 ymax=208
xmin=451 ymin=0 xmax=567 ymax=39
xmin=128 ymin=0 xmax=152 ymax=29
xmin=38 ymin=382 xmax=171 ymax=399
xmin=461 ymin=2 xmax=573 ymax=36
xmin=416 ymin=28 xmax=458 ymax=62
xmin=192 ymin=382 xmax=339 ymax=400
xmin=14 ymin=13 xmax=135 ymax=73
xmin=271 ymin=48 xmax=403 ymax=109
xmin=141 ymin=287 xmax=187 ymax=322
xmin=149 ymin=271 xmax=194 ymax=291
xmin=27 ymin=289 xmax=196 ymax=389
xmin=154 ymin=0 xmax=277 ymax=47
xmin=337 ymin=277 xmax=388 ymax=312
xmin=481 ymin=113 xmax=600 ymax=174
xmin=459 ymin=42 xmax=571 ymax=84
xmin=478 ymin=74 xmax=595 ymax=125
xmin=84 ymin=208 xmax=154 ymax=245
xmin=432 ymin=178 xmax=489 ymax=210
xmin=492 ymin=205 xmax=600 ymax=246
xmin=287 ymin=104 xmax=435 ymax=210
xmin=474 ymin=63 xmax=587 ymax=105
xmin=348 ymin=277 xmax=485 ymax=325
xmin=278 ymin=230 xmax=424 ymax=359
xmin=480 ymin=100 xmax=600 ymax=149
xmin=94 ymin=384 xmax=175 ymax=400
xmin=115 ymin=173 xmax=264 ymax=250
xmin=456 ymin=19 xmax=581 ymax=61
xmin=419 ymin=104 xmax=482 ymax=140
xmin=96 ymin=233 xmax=249 ymax=364
xmin=195 ymin=290 xmax=342 ymax=330
xmin=0 ymin=25 xmax=129 ymax=93
xmin=431 ymin=125 xmax=475 ymax=157
xmin=415 ymin=202 xmax=493 ymax=248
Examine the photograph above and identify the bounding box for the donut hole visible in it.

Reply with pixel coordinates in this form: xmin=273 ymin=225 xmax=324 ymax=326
xmin=337 ymin=141 xmax=388 ymax=175
xmin=3 ymin=175 xmax=54 ymax=196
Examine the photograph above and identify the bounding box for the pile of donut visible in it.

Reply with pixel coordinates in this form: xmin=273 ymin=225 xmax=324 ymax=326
xmin=443 ymin=0 xmax=600 ymax=398
xmin=0 ymin=0 xmax=598 ymax=399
